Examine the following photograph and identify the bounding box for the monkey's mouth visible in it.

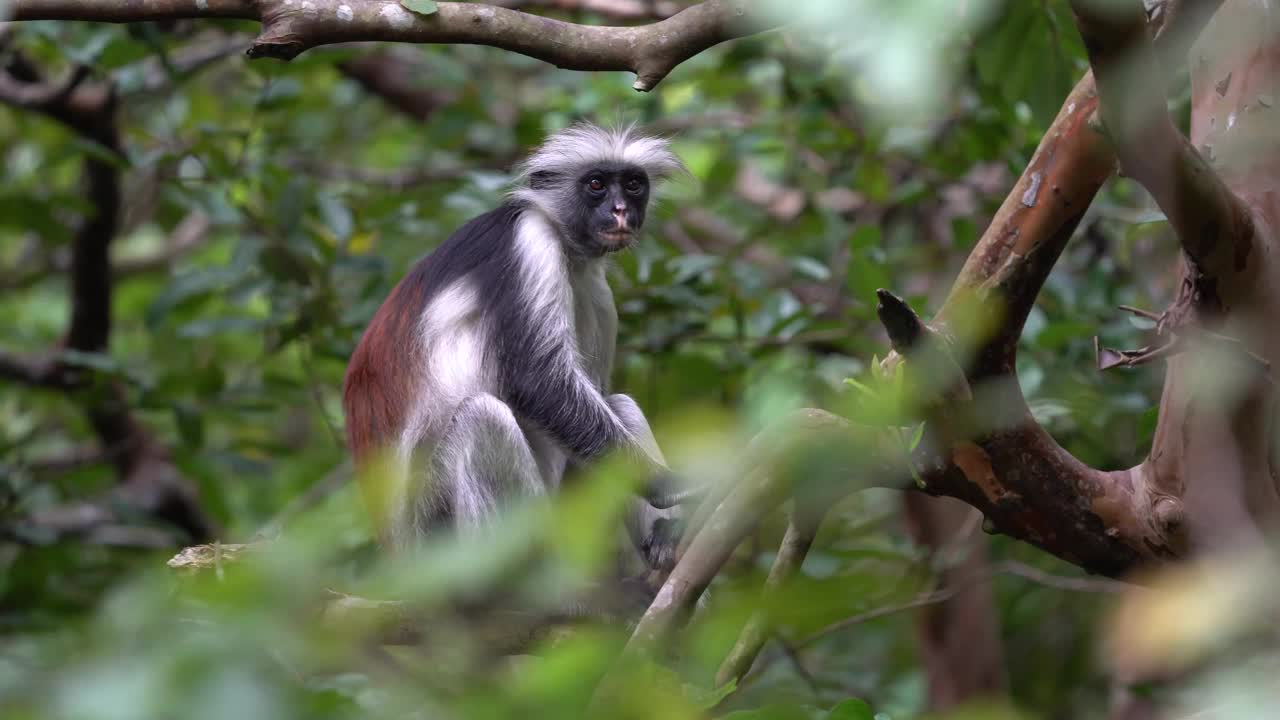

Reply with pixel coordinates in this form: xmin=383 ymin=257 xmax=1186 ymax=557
xmin=599 ymin=229 xmax=634 ymax=247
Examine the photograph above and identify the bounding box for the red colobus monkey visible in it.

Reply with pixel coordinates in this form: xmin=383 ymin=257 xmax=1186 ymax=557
xmin=343 ymin=124 xmax=695 ymax=576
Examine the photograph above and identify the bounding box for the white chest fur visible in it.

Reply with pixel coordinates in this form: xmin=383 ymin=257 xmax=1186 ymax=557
xmin=569 ymin=261 xmax=618 ymax=392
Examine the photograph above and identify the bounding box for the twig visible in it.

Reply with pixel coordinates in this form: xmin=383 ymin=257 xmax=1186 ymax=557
xmin=795 ymin=560 xmax=1130 ymax=650
xmin=120 ymin=32 xmax=253 ymax=98
xmin=9 ymin=0 xmax=778 ymax=92
xmin=0 ymin=212 xmax=211 ymax=291
xmin=300 ymin=342 xmax=344 ymax=448
xmin=592 ymin=410 xmax=898 ymax=713
xmin=286 ymin=157 xmax=511 ymax=190
xmin=254 ymin=460 xmax=353 ymax=539
xmin=715 ymin=503 xmax=826 ymax=687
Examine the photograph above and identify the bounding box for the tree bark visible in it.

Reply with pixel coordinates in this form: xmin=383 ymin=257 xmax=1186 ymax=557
xmin=0 ymin=53 xmax=217 ymax=542
xmin=902 ymin=495 xmax=1007 ymax=710
xmin=6 ymin=0 xmax=774 ymax=91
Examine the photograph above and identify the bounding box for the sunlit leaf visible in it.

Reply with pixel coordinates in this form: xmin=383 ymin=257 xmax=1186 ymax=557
xmin=825 ymin=698 xmax=875 ymax=720
xmin=400 ymin=0 xmax=438 ymax=15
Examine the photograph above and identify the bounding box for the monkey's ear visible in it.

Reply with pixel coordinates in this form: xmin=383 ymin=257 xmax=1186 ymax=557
xmin=528 ymin=170 xmax=557 ymax=189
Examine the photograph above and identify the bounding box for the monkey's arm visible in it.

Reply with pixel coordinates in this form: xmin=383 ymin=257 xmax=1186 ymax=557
xmin=502 ymin=328 xmax=659 ymax=465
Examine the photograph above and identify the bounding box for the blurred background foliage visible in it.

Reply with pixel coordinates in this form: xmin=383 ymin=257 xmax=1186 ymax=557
xmin=0 ymin=1 xmax=1223 ymax=718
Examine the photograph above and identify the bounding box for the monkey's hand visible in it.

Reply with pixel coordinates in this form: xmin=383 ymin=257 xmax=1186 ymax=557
xmin=642 ymin=469 xmax=706 ymax=510
xmin=640 ymin=513 xmax=685 ymax=572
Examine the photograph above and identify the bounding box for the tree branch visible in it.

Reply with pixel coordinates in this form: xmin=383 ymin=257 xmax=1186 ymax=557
xmin=0 ymin=211 xmax=212 ymax=291
xmin=490 ymin=0 xmax=685 ymax=21
xmin=120 ymin=32 xmax=253 ymax=99
xmin=0 ymin=352 xmax=65 ymax=388
xmin=794 ymin=559 xmax=1128 ymax=651
xmin=0 ymin=63 xmax=89 ymax=107
xmin=1070 ymin=0 xmax=1250 ymax=289
xmin=854 ymin=2 xmax=1230 ymax=579
xmin=609 ymin=409 xmax=905 ymax=676
xmin=7 ymin=0 xmax=776 ymax=91
xmin=0 ymin=54 xmax=217 ymax=542
xmin=714 ymin=501 xmax=825 ymax=688
xmin=901 ymin=495 xmax=1006 ymax=710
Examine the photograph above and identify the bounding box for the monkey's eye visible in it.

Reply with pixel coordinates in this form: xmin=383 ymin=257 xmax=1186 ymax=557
xmin=625 ymin=178 xmax=645 ymax=195
xmin=586 ymin=177 xmax=605 ymax=193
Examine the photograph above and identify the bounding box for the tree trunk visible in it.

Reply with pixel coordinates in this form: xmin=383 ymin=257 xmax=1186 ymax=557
xmin=1146 ymin=0 xmax=1280 ymax=555
xmin=903 ymin=495 xmax=1007 ymax=709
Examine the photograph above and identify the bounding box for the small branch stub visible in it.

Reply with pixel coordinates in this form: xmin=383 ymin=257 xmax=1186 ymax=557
xmin=876 ymin=288 xmax=925 ymax=353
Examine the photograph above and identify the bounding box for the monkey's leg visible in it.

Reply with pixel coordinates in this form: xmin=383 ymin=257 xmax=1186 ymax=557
xmin=430 ymin=393 xmax=546 ymax=530
xmin=432 ymin=395 xmax=653 ymax=627
xmin=435 ymin=392 xmax=660 ymax=622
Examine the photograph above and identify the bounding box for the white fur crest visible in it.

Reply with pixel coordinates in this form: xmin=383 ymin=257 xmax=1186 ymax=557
xmin=511 ymin=123 xmax=685 ymax=207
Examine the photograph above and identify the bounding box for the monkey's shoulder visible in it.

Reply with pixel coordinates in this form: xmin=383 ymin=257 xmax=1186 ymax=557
xmin=394 ymin=204 xmax=525 ymax=312
xmin=422 ymin=203 xmax=524 ymax=273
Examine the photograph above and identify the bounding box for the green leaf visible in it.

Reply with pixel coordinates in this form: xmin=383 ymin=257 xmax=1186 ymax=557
xmin=176 ymin=316 xmax=266 ymax=338
xmin=259 ymin=245 xmax=316 ymax=285
xmin=145 ymin=268 xmax=239 ymax=328
xmin=317 ymin=193 xmax=353 ymax=242
xmin=720 ymin=705 xmax=812 ymax=720
xmin=400 ymin=0 xmax=438 ymax=15
xmin=690 ymin=679 xmax=737 ymax=710
xmin=843 ymin=377 xmax=874 ymax=396
xmin=908 ymin=422 xmax=926 ymax=451
xmin=273 ymin=177 xmax=309 ymax=236
xmin=826 ymin=699 xmax=875 ymax=720
xmin=174 ymin=402 xmax=205 ymax=450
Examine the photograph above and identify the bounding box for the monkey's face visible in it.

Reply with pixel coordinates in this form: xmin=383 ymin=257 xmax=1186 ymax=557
xmin=568 ymin=164 xmax=650 ymax=257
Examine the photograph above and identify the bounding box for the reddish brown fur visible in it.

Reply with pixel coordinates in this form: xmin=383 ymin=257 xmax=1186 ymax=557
xmin=342 ymin=277 xmax=424 ymax=464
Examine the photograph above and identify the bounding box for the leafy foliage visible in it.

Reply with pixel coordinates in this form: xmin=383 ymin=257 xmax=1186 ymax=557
xmin=0 ymin=2 xmax=1242 ymax=719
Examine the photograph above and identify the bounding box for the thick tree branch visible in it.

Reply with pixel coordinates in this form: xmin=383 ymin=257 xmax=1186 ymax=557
xmin=1070 ymin=0 xmax=1251 ymax=288
xmin=66 ymin=133 xmax=120 ymax=355
xmin=491 ymin=0 xmax=685 ymax=21
xmin=0 ymin=53 xmax=122 ymax=369
xmin=940 ymin=73 xmax=1114 ymax=359
xmin=0 ymin=63 xmax=89 ymax=107
xmin=856 ymin=2 xmax=1230 ymax=579
xmin=7 ymin=0 xmax=775 ymax=91
xmin=0 ymin=352 xmax=66 ymax=388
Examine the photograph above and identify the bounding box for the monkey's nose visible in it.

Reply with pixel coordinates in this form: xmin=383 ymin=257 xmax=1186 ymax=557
xmin=611 ymin=207 xmax=629 ymax=228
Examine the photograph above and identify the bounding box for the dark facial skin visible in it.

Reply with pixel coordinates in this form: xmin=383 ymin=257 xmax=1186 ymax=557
xmin=565 ymin=163 xmax=650 ymax=257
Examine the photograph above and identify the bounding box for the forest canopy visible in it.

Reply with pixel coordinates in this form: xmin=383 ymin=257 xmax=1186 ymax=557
xmin=2 ymin=1 xmax=1278 ymax=719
